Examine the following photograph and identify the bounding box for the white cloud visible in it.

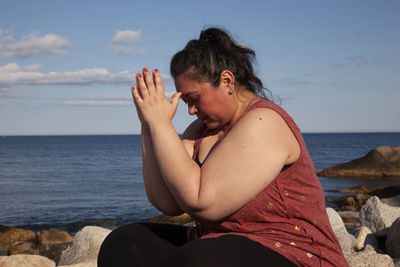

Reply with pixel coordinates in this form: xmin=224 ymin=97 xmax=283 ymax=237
xmin=61 ymin=92 xmax=176 ymax=107
xmin=111 ymin=30 xmax=142 ymax=44
xmin=110 ymin=44 xmax=147 ymax=55
xmin=0 ymin=63 xmax=172 ymax=88
xmin=0 ymin=29 xmax=71 ymax=58
xmin=110 ymin=29 xmax=146 ymax=55
xmin=61 ymin=100 xmax=130 ymax=106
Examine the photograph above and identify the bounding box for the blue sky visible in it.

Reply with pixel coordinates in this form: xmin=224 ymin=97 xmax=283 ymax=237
xmin=1 ymin=0 xmax=399 ymax=135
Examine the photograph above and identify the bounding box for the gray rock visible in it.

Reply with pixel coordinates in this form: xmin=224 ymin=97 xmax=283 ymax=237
xmin=359 ymin=196 xmax=400 ymax=232
xmin=382 ymin=195 xmax=400 ymax=207
xmin=326 ymin=207 xmax=356 ymax=254
xmin=354 ymin=226 xmax=379 ymax=251
xmin=58 ymin=259 xmax=97 ymax=267
xmin=0 ymin=254 xmax=56 ymax=267
xmin=386 ymin=217 xmax=400 ymax=258
xmin=346 ymin=245 xmax=394 ymax=267
xmin=58 ymin=226 xmax=111 ymax=266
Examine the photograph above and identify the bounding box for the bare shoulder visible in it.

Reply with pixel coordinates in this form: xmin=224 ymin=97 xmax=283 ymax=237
xmin=181 ymin=119 xmax=205 ymax=141
xmin=230 ymin=107 xmax=300 ymax=163
xmin=235 ymin=107 xmax=289 ymax=132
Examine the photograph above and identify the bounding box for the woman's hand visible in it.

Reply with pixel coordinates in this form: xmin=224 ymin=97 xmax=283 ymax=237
xmin=131 ymin=67 xmax=181 ymax=129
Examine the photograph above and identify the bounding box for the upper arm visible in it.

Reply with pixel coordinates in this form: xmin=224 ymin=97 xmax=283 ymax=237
xmin=181 ymin=119 xmax=204 ymax=158
xmin=193 ymin=108 xmax=299 ymax=221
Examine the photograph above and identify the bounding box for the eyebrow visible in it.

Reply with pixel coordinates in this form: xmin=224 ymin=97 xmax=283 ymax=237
xmin=182 ymin=91 xmax=197 ymax=98
xmin=181 ymin=91 xmax=198 ymax=101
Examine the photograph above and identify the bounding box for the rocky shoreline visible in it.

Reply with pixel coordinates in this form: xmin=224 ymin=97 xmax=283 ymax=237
xmin=2 ymin=187 xmax=400 ymax=266
xmin=2 ymin=146 xmax=400 ymax=266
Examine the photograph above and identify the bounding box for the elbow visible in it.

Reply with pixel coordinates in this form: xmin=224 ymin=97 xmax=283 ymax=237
xmin=147 ymin=193 xmax=184 ymax=217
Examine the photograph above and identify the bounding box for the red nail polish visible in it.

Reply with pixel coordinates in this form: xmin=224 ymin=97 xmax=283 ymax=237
xmin=143 ymin=67 xmax=148 ymax=72
xmin=154 ymin=69 xmax=159 ymax=73
xmin=137 ymin=73 xmax=142 ymax=78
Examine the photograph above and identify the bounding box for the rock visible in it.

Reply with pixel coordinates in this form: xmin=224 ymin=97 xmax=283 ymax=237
xmin=338 ymin=211 xmax=360 ymax=226
xmin=317 ymin=146 xmax=400 ymax=179
xmin=0 ymin=225 xmax=36 ymax=251
xmin=38 ymin=228 xmax=73 ymax=245
xmin=386 ymin=218 xmax=400 ymax=258
xmin=382 ymin=195 xmax=400 ymax=207
xmin=0 ymin=254 xmax=56 ymax=267
xmin=326 ymin=207 xmax=356 ymax=254
xmin=148 ymin=213 xmax=195 ymax=226
xmin=8 ymin=241 xmax=34 ymax=255
xmin=345 ymin=244 xmax=394 ymax=267
xmin=36 ymin=243 xmax=70 ymax=264
xmin=359 ymin=196 xmax=400 ymax=232
xmin=58 ymin=226 xmax=111 ymax=266
xmin=340 ymin=184 xmax=391 ymax=194
xmin=58 ymin=259 xmax=97 ymax=267
xmin=329 ymin=194 xmax=371 ymax=211
xmin=354 ymin=226 xmax=379 ymax=251
xmin=371 ymin=186 xmax=400 ymax=199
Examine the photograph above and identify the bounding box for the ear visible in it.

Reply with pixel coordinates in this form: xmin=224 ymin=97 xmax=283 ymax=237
xmin=219 ymin=70 xmax=235 ymax=89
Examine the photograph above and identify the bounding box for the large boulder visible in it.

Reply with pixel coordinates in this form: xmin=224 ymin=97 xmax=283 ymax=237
xmin=354 ymin=226 xmax=378 ymax=251
xmin=326 ymin=207 xmax=355 ymax=254
xmin=386 ymin=218 xmax=400 ymax=258
xmin=38 ymin=228 xmax=73 ymax=245
xmin=359 ymin=196 xmax=400 ymax=232
xmin=382 ymin=195 xmax=400 ymax=207
xmin=317 ymin=146 xmax=400 ymax=179
xmin=345 ymin=245 xmax=394 ymax=267
xmin=0 ymin=254 xmax=56 ymax=267
xmin=0 ymin=225 xmax=36 ymax=251
xmin=58 ymin=226 xmax=111 ymax=266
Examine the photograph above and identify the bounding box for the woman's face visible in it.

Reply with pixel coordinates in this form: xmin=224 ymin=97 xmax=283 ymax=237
xmin=174 ymin=75 xmax=234 ymax=129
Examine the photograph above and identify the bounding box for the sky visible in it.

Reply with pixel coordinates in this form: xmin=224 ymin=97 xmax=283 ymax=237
xmin=0 ymin=0 xmax=399 ymax=135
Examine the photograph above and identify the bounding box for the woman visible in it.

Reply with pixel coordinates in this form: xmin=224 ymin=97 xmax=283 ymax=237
xmin=98 ymin=28 xmax=347 ymax=266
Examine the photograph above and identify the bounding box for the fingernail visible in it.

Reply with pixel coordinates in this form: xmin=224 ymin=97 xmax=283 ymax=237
xmin=154 ymin=69 xmax=159 ymax=73
xmin=143 ymin=67 xmax=149 ymax=72
xmin=137 ymin=73 xmax=142 ymax=78
xmin=131 ymin=85 xmax=135 ymax=91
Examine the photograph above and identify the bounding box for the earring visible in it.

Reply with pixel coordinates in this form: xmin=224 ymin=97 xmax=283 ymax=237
xmin=228 ymin=89 xmax=233 ymax=95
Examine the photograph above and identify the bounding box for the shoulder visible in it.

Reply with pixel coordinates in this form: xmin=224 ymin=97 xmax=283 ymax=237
xmin=234 ymin=106 xmax=289 ymax=134
xmin=227 ymin=107 xmax=300 ymax=162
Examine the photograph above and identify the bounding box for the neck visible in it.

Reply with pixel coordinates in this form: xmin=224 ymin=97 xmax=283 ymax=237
xmin=222 ymin=91 xmax=261 ymax=134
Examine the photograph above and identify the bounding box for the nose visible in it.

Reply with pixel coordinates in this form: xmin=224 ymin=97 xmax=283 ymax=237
xmin=188 ymin=104 xmax=198 ymax=115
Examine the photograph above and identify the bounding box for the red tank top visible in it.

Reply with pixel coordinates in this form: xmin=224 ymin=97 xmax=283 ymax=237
xmin=190 ymin=99 xmax=347 ymax=267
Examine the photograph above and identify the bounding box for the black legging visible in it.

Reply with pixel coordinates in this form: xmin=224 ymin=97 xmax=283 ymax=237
xmin=98 ymin=223 xmax=297 ymax=267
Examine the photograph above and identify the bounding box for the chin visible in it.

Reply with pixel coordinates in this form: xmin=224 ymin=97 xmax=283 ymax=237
xmin=204 ymin=121 xmax=222 ymax=130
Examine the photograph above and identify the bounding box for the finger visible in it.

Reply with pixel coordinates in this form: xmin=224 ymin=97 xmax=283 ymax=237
xmin=136 ymin=73 xmax=149 ymax=98
xmin=131 ymin=85 xmax=143 ymax=105
xmin=153 ymin=69 xmax=165 ymax=96
xmin=169 ymin=92 xmax=182 ymax=105
xmin=142 ymin=67 xmax=157 ymax=95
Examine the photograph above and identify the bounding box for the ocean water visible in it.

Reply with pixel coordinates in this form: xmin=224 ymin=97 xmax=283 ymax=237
xmin=0 ymin=133 xmax=399 ymax=233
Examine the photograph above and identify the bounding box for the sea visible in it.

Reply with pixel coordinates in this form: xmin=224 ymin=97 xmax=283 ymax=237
xmin=1 ymin=133 xmax=399 ymax=233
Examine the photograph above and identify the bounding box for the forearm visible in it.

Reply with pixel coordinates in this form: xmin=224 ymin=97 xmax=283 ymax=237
xmin=141 ymin=126 xmax=183 ymax=216
xmin=149 ymin=122 xmax=202 ymax=213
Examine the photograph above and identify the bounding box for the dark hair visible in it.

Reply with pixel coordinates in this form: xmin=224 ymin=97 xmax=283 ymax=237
xmin=170 ymin=27 xmax=270 ymax=99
